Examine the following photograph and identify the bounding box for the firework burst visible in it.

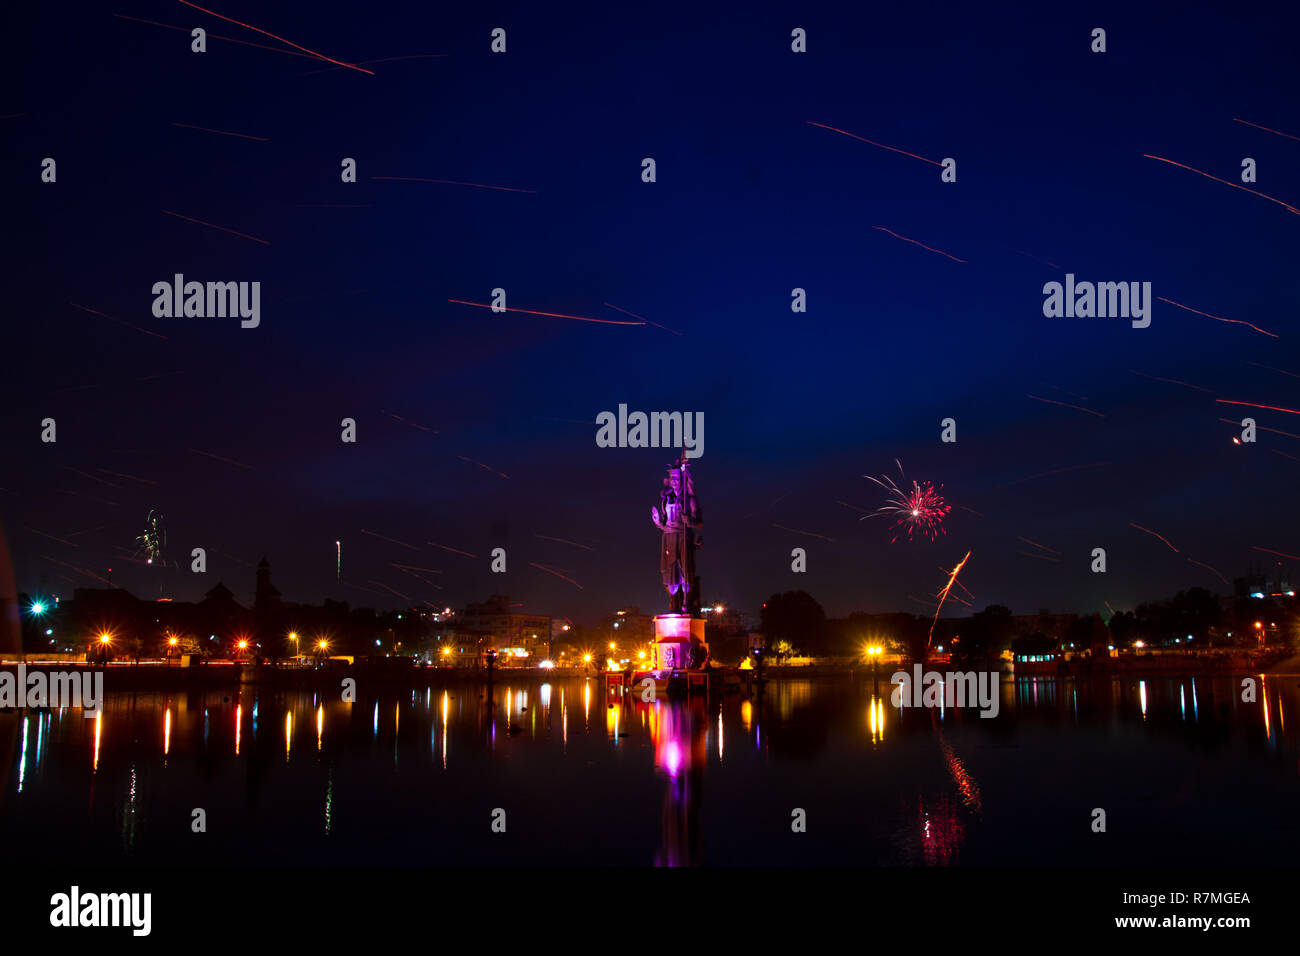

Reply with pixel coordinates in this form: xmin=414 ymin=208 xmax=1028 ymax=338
xmin=134 ymin=510 xmax=166 ymax=566
xmin=862 ymin=461 xmax=952 ymax=542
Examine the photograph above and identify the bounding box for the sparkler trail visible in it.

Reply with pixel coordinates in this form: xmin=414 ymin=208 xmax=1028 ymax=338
xmin=173 ymin=0 xmax=374 ymax=74
xmin=163 ymin=210 xmax=269 ymax=245
xmin=171 ymin=122 xmax=267 ymax=142
xmin=1143 ymin=154 xmax=1300 ymax=216
xmin=772 ymin=523 xmax=834 ymax=542
xmin=1217 ymin=399 xmax=1300 ymax=416
xmin=929 ymin=551 xmax=972 ymax=647
xmin=1232 ymin=117 xmax=1300 ymax=143
xmin=447 ymin=299 xmax=642 ymax=326
xmin=1186 ymin=557 xmax=1229 ymax=586
xmin=428 ymin=542 xmax=476 ymax=558
xmin=375 ymin=176 xmax=536 ymax=194
xmin=358 ymin=529 xmax=419 ymax=551
xmin=70 ymin=303 xmax=167 ymax=340
xmin=1016 ymin=536 xmax=1062 ymax=556
xmin=1128 ymin=369 xmax=1214 ymax=393
xmin=1252 ymin=545 xmax=1300 ymax=561
xmin=529 ymin=562 xmax=584 ymax=589
xmin=113 ymin=13 xmax=323 ymax=60
xmin=872 ymin=226 xmax=967 ymax=263
xmin=534 ymin=534 xmax=595 ymax=551
xmin=1158 ymin=297 xmax=1277 ymax=338
xmin=457 ymin=455 xmax=509 ymax=479
xmin=1130 ymin=523 xmax=1179 ymax=553
xmin=1217 ymin=418 xmax=1300 ymax=440
xmin=1026 ymin=394 xmax=1106 ymax=418
xmin=602 ymin=302 xmax=682 ymax=335
xmin=862 ymin=461 xmax=951 ymax=543
xmin=189 ymin=448 xmax=253 ymax=469
xmin=805 ymin=121 xmax=942 ymax=166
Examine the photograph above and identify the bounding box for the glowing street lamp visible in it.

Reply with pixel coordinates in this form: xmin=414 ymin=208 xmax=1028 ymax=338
xmin=30 ymin=601 xmax=47 ymax=616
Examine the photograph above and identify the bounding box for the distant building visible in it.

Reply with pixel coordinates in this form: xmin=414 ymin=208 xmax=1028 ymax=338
xmin=454 ymin=595 xmax=551 ymax=663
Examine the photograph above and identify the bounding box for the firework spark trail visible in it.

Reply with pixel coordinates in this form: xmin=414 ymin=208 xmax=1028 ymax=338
xmin=1014 ymin=249 xmax=1061 ymax=270
xmin=60 ymin=467 xmax=121 ymax=488
xmin=1026 ymin=394 xmax=1106 ymax=418
xmin=113 ymin=13 xmax=323 ymax=60
xmin=358 ymin=529 xmax=419 ymax=551
xmin=25 ymin=526 xmax=77 ymax=547
xmin=1050 ymin=386 xmax=1090 ymax=401
xmin=383 ymin=411 xmax=437 ymax=432
xmin=301 ymin=53 xmax=449 ymax=75
xmin=163 ymin=209 xmax=269 ymax=245
xmin=391 ymin=566 xmax=443 ymax=589
xmin=805 ymin=121 xmax=942 ymax=166
xmin=862 ymin=461 xmax=951 ymax=543
xmin=957 ymin=504 xmax=985 ymax=517
xmin=189 ymin=447 xmax=253 ymax=469
xmin=835 ymin=500 xmax=871 ymax=514
xmin=376 ymin=176 xmax=536 ymax=194
xmin=173 ymin=0 xmax=374 ymax=74
xmin=602 ymin=302 xmax=683 ymax=335
xmin=529 ymin=562 xmax=584 ymax=589
xmin=428 ymin=542 xmax=476 ymax=558
xmin=172 ymin=122 xmax=267 ymax=142
xmin=1143 ymin=153 xmax=1300 ymax=215
xmin=391 ymin=563 xmax=442 ymax=574
xmin=65 ymin=525 xmax=109 ymax=538
xmin=1233 ymin=117 xmax=1300 ymax=143
xmin=907 ymin=594 xmax=937 ymax=609
xmin=772 ymin=523 xmax=834 ymax=542
xmin=1217 ymin=417 xmax=1300 ymax=440
xmin=1016 ymin=536 xmax=1062 ymax=556
xmin=216 ymin=549 xmax=257 ymax=569
xmin=1017 ymin=550 xmax=1060 ymax=563
xmin=1272 ymin=449 xmax=1300 ymax=463
xmin=59 ymin=490 xmax=120 ymax=507
xmin=1217 ymin=398 xmax=1300 ymax=416
xmin=447 ymin=299 xmax=640 ymax=325
xmin=534 ymin=534 xmax=595 ymax=551
xmin=39 ymin=555 xmax=113 ymax=586
xmin=457 ymin=455 xmax=509 ymax=479
xmin=96 ymin=469 xmax=158 ymax=485
xmin=1158 ymin=297 xmax=1277 ymax=338
xmin=366 ymin=580 xmax=411 ymax=601
xmin=1104 ymin=601 xmax=1116 ymax=616
xmin=70 ymin=303 xmax=167 ymax=340
xmin=1130 ymin=523 xmax=1179 ymax=553
xmin=1252 ymin=545 xmax=1300 ymax=561
xmin=1246 ymin=361 xmax=1300 ymax=380
xmin=872 ymin=226 xmax=967 ymax=263
xmin=929 ymin=551 xmax=972 ymax=647
xmin=1128 ymin=369 xmax=1215 ymax=393
xmin=343 ymin=581 xmax=388 ymax=597
xmin=1186 ymin=557 xmax=1230 ymax=586
xmin=294 ymin=203 xmax=373 ymax=208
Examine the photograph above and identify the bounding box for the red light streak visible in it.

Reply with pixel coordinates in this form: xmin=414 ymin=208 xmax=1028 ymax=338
xmin=872 ymin=226 xmax=966 ymax=263
xmin=805 ymin=121 xmax=942 ymax=167
xmin=447 ymin=299 xmax=642 ymax=325
xmin=374 ymin=176 xmax=536 ymax=194
xmin=1143 ymin=154 xmax=1300 ymax=216
xmin=1252 ymin=546 xmax=1300 ymax=561
xmin=171 ymin=122 xmax=267 ymax=142
xmin=162 ymin=210 xmax=269 ymax=245
xmin=69 ymin=303 xmax=167 ymax=340
xmin=173 ymin=0 xmax=374 ymax=74
xmin=1026 ymin=394 xmax=1105 ymax=418
xmin=1217 ymin=399 xmax=1300 ymax=416
xmin=1130 ymin=523 xmax=1179 ymax=553
xmin=1232 ymin=117 xmax=1300 ymax=143
xmin=1158 ymin=297 xmax=1277 ymax=338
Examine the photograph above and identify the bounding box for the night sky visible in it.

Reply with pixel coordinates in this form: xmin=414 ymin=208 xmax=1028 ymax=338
xmin=4 ymin=1 xmax=1299 ymax=623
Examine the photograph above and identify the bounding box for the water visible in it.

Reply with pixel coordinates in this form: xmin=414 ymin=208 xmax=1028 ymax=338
xmin=2 ymin=674 xmax=1297 ymax=866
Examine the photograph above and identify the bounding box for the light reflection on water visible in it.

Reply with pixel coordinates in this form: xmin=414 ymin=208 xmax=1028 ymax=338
xmin=1 ymin=674 xmax=1297 ymax=866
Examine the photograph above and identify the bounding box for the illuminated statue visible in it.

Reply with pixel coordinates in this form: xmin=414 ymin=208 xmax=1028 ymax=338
xmin=650 ymin=456 xmax=701 ymax=614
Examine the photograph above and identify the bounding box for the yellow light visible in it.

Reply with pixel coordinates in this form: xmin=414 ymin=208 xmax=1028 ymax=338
xmin=442 ymin=647 xmax=451 ymax=656
xmin=238 ymin=640 xmax=248 ymax=649
xmin=638 ymin=651 xmax=646 ymax=659
xmin=168 ymin=637 xmax=178 ymax=646
xmin=317 ymin=640 xmax=328 ymax=650
xmin=609 ymin=642 xmax=616 ymax=650
xmin=99 ymin=634 xmax=111 ymax=644
xmin=583 ymin=654 xmax=592 ymax=663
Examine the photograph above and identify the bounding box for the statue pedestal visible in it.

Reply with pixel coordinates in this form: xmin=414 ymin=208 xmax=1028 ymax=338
xmin=652 ymin=613 xmax=706 ymax=670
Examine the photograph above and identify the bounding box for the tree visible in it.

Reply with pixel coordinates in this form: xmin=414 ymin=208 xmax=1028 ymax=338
xmin=759 ymin=591 xmax=828 ymax=655
xmin=959 ymin=605 xmax=1013 ymax=660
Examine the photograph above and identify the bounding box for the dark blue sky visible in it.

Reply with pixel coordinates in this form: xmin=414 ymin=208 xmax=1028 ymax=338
xmin=4 ymin=0 xmax=1299 ymax=623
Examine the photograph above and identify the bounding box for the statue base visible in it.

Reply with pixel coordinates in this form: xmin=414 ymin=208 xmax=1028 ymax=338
xmin=651 ymin=613 xmax=706 ymax=670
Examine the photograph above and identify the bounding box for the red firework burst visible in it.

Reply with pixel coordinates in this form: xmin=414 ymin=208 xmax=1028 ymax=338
xmin=863 ymin=461 xmax=952 ymax=542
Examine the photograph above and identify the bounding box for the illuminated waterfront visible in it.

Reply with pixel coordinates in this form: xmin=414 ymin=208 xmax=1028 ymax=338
xmin=2 ymin=674 xmax=1297 ymax=866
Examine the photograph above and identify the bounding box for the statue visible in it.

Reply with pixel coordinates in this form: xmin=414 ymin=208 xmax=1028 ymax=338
xmin=650 ymin=455 xmax=702 ymax=614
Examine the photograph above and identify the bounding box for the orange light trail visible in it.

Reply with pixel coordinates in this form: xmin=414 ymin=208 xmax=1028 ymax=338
xmin=428 ymin=542 xmax=476 ymax=558
xmin=163 ymin=210 xmax=268 ymax=245
xmin=534 ymin=534 xmax=594 ymax=551
xmin=171 ymin=122 xmax=267 ymax=142
xmin=1217 ymin=399 xmax=1300 ymax=416
xmin=1128 ymin=369 xmax=1214 ymax=393
xmin=366 ymin=580 xmax=411 ymax=601
xmin=113 ymin=13 xmax=323 ymax=60
xmin=446 ymin=299 xmax=642 ymax=326
xmin=1143 ymin=154 xmax=1300 ymax=216
xmin=1130 ymin=523 xmax=1179 ymax=553
xmin=391 ymin=563 xmax=441 ymax=574
xmin=1026 ymin=395 xmax=1105 ymax=418
xmin=1016 ymin=536 xmax=1062 ymax=556
xmin=358 ymin=529 xmax=420 ymax=551
xmin=1252 ymin=545 xmax=1300 ymax=561
xmin=603 ymin=302 xmax=682 ymax=335
xmin=1216 ymin=417 xmax=1300 ymax=440
xmin=1186 ymin=557 xmax=1229 ymax=586
xmin=1232 ymin=117 xmax=1300 ymax=143
xmin=805 ymin=121 xmax=942 ymax=166
xmin=1158 ymin=297 xmax=1277 ymax=338
xmin=929 ymin=551 xmax=971 ymax=646
xmin=1272 ymin=449 xmax=1300 ymax=463
xmin=1016 ymin=550 xmax=1059 ymax=563
xmin=383 ymin=411 xmax=437 ymax=432
xmin=374 ymin=176 xmax=536 ymax=194
xmin=457 ymin=455 xmax=510 ymax=479
xmin=24 ymin=526 xmax=77 ymax=547
xmin=529 ymin=562 xmax=584 ymax=590
xmin=69 ymin=303 xmax=167 ymax=340
xmin=173 ymin=0 xmax=374 ymax=74
xmin=872 ymin=226 xmax=966 ymax=263
xmin=1246 ymin=361 xmax=1300 ymax=380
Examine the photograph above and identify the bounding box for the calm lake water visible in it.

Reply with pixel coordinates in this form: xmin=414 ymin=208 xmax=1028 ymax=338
xmin=2 ymin=674 xmax=1297 ymax=866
